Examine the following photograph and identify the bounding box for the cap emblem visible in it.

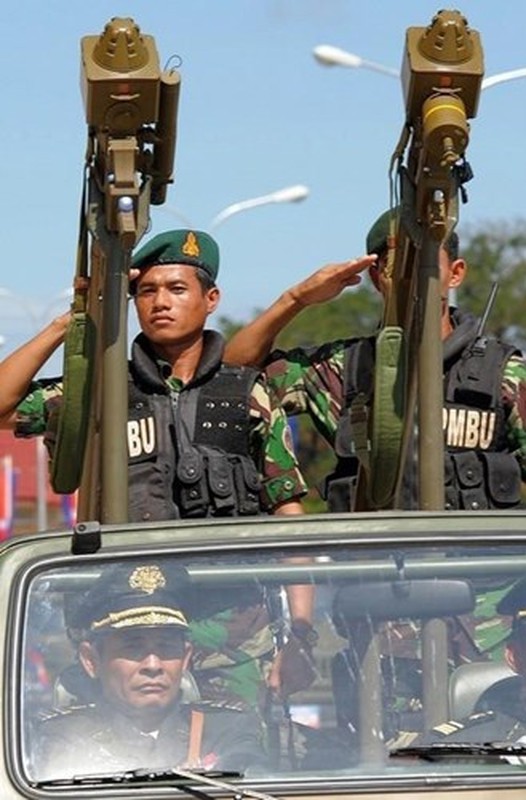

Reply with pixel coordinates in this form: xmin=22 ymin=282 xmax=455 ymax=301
xmin=182 ymin=231 xmax=200 ymax=259
xmin=129 ymin=565 xmax=166 ymax=595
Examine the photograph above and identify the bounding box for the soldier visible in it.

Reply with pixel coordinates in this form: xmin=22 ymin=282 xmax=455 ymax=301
xmin=33 ymin=561 xmax=267 ymax=780
xmin=0 ymin=229 xmax=315 ymax=708
xmin=0 ymin=229 xmax=307 ymax=521
xmin=417 ymin=577 xmax=526 ymax=745
xmin=224 ymin=211 xmax=526 ymax=512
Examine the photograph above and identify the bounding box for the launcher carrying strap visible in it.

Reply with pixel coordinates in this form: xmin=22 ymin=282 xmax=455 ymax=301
xmin=50 ymin=175 xmax=95 ymax=494
xmin=367 ymin=326 xmax=407 ymax=509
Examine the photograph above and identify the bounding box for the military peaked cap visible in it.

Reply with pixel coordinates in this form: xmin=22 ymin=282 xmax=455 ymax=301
xmin=69 ymin=562 xmax=191 ymax=635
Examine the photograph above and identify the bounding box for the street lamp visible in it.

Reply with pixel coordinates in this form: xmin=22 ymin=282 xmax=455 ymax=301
xmin=313 ymin=45 xmax=399 ymax=78
xmin=210 ymin=184 xmax=309 ymax=229
xmin=161 ymin=184 xmax=310 ymax=230
xmin=313 ymin=44 xmax=526 ymax=92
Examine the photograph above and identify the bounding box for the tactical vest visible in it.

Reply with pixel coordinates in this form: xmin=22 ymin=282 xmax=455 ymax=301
xmin=443 ymin=333 xmax=521 ymax=511
xmin=127 ymin=334 xmax=263 ymax=521
xmin=325 ymin=317 xmax=521 ymax=512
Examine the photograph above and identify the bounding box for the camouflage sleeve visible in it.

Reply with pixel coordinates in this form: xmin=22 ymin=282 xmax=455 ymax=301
xmin=14 ymin=379 xmax=63 ymax=438
xmin=248 ymin=374 xmax=307 ymax=510
xmin=502 ymin=354 xmax=526 ymax=480
xmin=264 ymin=340 xmax=347 ymax=447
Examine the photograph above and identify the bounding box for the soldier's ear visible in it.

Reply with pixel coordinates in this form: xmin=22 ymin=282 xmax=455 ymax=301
xmin=182 ymin=642 xmax=193 ymax=670
xmin=505 ymin=640 xmax=523 ymax=674
xmin=448 ymin=258 xmax=467 ymax=289
xmin=205 ymin=286 xmax=220 ymax=315
xmin=79 ymin=640 xmax=101 ymax=679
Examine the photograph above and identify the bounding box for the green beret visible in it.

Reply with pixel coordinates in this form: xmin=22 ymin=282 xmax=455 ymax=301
xmin=366 ymin=209 xmax=394 ymax=255
xmin=69 ymin=562 xmax=191 ymax=636
xmin=131 ymin=229 xmax=219 ymax=282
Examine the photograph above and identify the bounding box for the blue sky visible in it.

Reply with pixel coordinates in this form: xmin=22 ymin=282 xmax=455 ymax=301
xmin=1 ymin=1 xmax=526 ymax=370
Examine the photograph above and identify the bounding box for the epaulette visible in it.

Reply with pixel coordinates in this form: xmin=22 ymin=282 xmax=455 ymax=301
xmin=431 ymin=711 xmax=495 ymax=738
xmin=188 ymin=699 xmax=247 ymax=713
xmin=37 ymin=703 xmax=96 ymax=722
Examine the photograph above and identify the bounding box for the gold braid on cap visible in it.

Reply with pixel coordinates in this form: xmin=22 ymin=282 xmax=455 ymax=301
xmin=91 ymin=606 xmax=188 ymax=631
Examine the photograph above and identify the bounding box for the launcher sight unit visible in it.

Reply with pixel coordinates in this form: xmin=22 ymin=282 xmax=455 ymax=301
xmin=356 ymin=10 xmax=483 ymax=512
xmin=50 ymin=18 xmax=181 ymax=524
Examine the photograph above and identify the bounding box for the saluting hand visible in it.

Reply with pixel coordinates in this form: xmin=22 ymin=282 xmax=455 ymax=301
xmin=287 ymin=255 xmax=377 ymax=309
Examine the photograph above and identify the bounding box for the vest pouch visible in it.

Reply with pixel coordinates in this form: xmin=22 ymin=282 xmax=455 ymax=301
xmin=177 ymin=449 xmax=209 ymax=516
xmin=451 ymin=452 xmax=487 ymax=511
xmin=459 ymin=487 xmax=489 ymax=511
xmin=480 ymin=451 xmax=522 ymax=508
xmin=207 ymin=452 xmax=236 ymax=514
xmin=452 ymin=451 xmax=484 ymax=488
xmin=322 ymin=472 xmax=357 ymax=513
xmin=234 ymin=458 xmax=261 ymax=515
xmin=444 ymin=455 xmax=458 ymax=509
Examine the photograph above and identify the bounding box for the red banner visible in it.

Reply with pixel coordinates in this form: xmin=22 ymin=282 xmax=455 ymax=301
xmin=0 ymin=456 xmax=14 ymax=540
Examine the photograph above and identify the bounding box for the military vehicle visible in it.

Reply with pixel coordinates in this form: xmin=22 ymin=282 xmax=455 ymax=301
xmin=5 ymin=511 xmax=526 ymax=798
xmin=2 ymin=9 xmax=526 ymax=800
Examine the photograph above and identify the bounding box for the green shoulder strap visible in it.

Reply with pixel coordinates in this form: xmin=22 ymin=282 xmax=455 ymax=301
xmin=368 ymin=325 xmax=407 ymax=509
xmin=49 ymin=311 xmax=95 ymax=493
xmin=49 ymin=176 xmax=96 ymax=494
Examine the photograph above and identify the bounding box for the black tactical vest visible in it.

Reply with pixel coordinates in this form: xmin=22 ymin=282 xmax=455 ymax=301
xmin=442 ymin=326 xmax=521 ymax=510
xmin=326 ymin=311 xmax=522 ymax=512
xmin=126 ymin=332 xmax=263 ymax=522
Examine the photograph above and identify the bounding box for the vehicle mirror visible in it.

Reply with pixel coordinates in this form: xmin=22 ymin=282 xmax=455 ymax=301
xmin=332 ymin=579 xmax=474 ymax=635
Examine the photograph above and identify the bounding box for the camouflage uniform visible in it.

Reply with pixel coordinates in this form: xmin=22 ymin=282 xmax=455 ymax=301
xmin=188 ymin=588 xmax=276 ymax=709
xmin=265 ymin=310 xmax=526 ymax=482
xmin=14 ymin=331 xmax=307 ymax=711
xmin=15 ymin=335 xmax=306 ymax=512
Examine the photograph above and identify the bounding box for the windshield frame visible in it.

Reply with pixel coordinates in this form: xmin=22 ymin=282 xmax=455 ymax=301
xmin=6 ymin=514 xmax=526 ymax=795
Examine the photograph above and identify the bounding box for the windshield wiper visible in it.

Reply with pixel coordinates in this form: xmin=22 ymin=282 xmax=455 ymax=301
xmin=37 ymin=765 xmax=278 ymax=800
xmin=390 ymin=743 xmax=526 ymax=762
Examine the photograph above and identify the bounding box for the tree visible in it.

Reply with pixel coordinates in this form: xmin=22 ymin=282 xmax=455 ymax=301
xmin=218 ymin=281 xmax=382 ymax=348
xmin=458 ymin=220 xmax=526 ymax=347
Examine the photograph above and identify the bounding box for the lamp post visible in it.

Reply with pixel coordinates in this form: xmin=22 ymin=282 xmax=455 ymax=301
xmin=0 ymin=287 xmax=73 ymax=532
xmin=313 ymin=45 xmax=399 ymax=78
xmin=313 ymin=44 xmax=526 ymax=92
xmin=161 ymin=184 xmax=309 ymax=230
xmin=210 ymin=184 xmax=309 ymax=228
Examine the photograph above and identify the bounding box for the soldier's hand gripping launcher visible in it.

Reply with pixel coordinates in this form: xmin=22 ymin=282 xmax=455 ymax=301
xmin=50 ymin=19 xmax=181 ymax=525
xmin=354 ymin=10 xmax=483 ymax=511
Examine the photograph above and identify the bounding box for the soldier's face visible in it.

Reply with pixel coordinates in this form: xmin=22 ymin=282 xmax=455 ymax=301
xmin=134 ymin=264 xmax=220 ymax=350
xmin=80 ymin=628 xmax=192 ymax=720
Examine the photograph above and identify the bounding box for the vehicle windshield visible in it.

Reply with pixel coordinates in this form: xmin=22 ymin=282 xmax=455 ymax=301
xmin=16 ymin=538 xmax=526 ymax=786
